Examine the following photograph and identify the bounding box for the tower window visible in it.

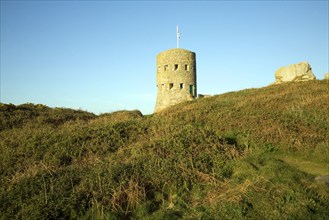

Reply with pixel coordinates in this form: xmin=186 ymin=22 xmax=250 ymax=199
xmin=169 ymin=83 xmax=174 ymax=89
xmin=185 ymin=65 xmax=189 ymax=71
xmin=164 ymin=65 xmax=168 ymax=71
xmin=174 ymin=64 xmax=178 ymax=70
xmin=180 ymin=83 xmax=184 ymax=89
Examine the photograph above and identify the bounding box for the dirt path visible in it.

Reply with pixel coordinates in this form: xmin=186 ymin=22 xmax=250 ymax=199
xmin=315 ymin=175 xmax=329 ymax=185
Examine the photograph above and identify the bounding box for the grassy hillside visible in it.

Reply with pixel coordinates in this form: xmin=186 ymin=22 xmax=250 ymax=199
xmin=1 ymin=80 xmax=328 ymax=219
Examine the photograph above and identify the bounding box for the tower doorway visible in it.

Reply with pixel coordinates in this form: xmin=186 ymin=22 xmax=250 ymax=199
xmin=189 ymin=85 xmax=194 ymax=97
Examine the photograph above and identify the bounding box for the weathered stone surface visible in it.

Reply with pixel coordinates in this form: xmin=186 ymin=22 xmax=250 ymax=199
xmin=154 ymin=48 xmax=197 ymax=112
xmin=324 ymin=72 xmax=329 ymax=80
xmin=274 ymin=61 xmax=316 ymax=84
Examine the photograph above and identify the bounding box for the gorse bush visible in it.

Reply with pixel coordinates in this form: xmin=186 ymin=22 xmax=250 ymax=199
xmin=0 ymin=80 xmax=328 ymax=219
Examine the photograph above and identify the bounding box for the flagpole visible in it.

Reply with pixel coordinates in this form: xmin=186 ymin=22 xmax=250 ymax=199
xmin=176 ymin=25 xmax=179 ymax=48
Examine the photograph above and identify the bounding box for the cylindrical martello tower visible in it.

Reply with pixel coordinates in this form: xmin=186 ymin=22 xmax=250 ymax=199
xmin=154 ymin=48 xmax=197 ymax=112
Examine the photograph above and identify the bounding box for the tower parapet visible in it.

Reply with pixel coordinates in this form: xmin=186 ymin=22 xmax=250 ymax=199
xmin=154 ymin=48 xmax=197 ymax=112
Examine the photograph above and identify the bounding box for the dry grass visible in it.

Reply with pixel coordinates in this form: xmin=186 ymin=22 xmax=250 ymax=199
xmin=0 ymin=80 xmax=328 ymax=219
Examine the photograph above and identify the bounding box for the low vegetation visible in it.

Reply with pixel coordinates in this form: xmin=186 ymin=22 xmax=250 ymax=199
xmin=1 ymin=80 xmax=328 ymax=219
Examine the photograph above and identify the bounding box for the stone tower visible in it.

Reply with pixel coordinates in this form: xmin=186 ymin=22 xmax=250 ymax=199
xmin=154 ymin=48 xmax=197 ymax=112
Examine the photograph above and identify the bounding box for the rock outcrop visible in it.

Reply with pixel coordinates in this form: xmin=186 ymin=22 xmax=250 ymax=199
xmin=274 ymin=61 xmax=316 ymax=84
xmin=324 ymin=72 xmax=329 ymax=80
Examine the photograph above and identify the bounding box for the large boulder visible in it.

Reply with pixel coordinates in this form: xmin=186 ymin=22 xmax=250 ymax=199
xmin=324 ymin=72 xmax=329 ymax=80
xmin=274 ymin=61 xmax=316 ymax=84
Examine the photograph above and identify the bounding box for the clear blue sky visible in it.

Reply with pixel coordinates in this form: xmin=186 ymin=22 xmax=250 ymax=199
xmin=1 ymin=1 xmax=328 ymax=114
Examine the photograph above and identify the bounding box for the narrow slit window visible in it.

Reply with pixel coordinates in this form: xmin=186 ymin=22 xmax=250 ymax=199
xmin=169 ymin=83 xmax=174 ymax=90
xmin=164 ymin=65 xmax=168 ymax=71
xmin=174 ymin=64 xmax=179 ymax=70
xmin=185 ymin=65 xmax=189 ymax=71
xmin=180 ymin=83 xmax=184 ymax=89
xmin=162 ymin=84 xmax=164 ymax=90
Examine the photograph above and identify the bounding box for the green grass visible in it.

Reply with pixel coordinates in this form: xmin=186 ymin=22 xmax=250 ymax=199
xmin=281 ymin=156 xmax=329 ymax=176
xmin=0 ymin=80 xmax=328 ymax=219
